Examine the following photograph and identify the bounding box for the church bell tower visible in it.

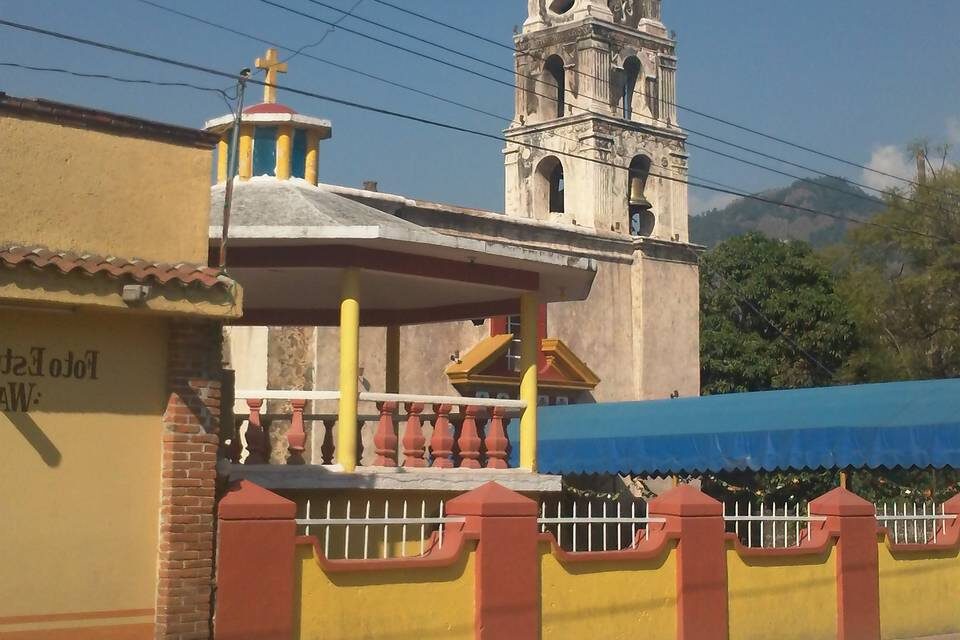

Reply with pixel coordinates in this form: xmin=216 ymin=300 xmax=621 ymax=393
xmin=504 ymin=0 xmax=688 ymax=242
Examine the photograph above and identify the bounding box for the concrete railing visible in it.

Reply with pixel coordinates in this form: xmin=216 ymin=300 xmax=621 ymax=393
xmin=230 ymin=390 xmax=525 ymax=470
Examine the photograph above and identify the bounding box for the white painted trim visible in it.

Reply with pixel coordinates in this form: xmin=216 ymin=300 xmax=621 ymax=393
xmin=235 ymin=389 xmax=341 ymax=401
xmin=359 ymin=391 xmax=526 ymax=409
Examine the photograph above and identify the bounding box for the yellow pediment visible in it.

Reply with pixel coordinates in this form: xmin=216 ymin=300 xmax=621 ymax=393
xmin=446 ymin=334 xmax=599 ymax=391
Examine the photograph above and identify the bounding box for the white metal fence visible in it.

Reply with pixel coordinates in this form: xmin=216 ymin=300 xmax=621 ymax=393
xmin=723 ymin=502 xmax=826 ymax=549
xmin=538 ymin=497 xmax=665 ymax=552
xmin=296 ymin=498 xmax=465 ymax=560
xmin=875 ymin=501 xmax=957 ymax=545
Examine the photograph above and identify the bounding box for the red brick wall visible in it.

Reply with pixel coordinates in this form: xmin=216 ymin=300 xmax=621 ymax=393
xmin=156 ymin=320 xmax=223 ymax=640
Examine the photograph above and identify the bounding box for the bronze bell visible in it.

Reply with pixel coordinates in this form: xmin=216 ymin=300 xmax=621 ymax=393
xmin=629 ymin=175 xmax=652 ymax=210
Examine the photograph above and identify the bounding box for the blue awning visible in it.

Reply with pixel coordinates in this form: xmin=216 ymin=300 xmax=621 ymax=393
xmin=517 ymin=379 xmax=960 ymax=475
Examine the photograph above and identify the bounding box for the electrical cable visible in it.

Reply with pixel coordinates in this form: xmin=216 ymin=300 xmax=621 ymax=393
xmin=134 ymin=0 xmax=508 ymax=123
xmin=0 ymin=17 xmax=953 ymax=245
xmin=368 ymin=0 xmax=936 ymax=194
xmin=257 ymin=0 xmax=955 ymax=221
xmin=280 ymin=0 xmax=364 ymax=65
xmin=692 ymin=246 xmax=840 ymax=381
xmin=0 ymin=60 xmax=237 ymax=111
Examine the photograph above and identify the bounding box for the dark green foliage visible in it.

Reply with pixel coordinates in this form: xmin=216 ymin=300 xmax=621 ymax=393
xmin=690 ymin=176 xmax=882 ymax=249
xmin=834 ymin=168 xmax=960 ymax=381
xmin=700 ymin=233 xmax=859 ymax=395
xmin=697 ymin=168 xmax=960 ymax=505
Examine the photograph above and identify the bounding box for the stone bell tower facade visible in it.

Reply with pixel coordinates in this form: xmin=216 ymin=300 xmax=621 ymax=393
xmin=504 ymin=0 xmax=700 ymax=400
xmin=505 ymin=0 xmax=688 ymax=242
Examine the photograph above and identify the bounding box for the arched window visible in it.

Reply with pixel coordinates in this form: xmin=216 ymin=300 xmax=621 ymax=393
xmin=628 ymin=155 xmax=655 ymax=236
xmin=622 ymin=57 xmax=642 ymax=120
xmin=534 ymin=156 xmax=565 ymax=220
xmin=549 ymin=162 xmax=565 ymax=214
xmin=544 ymin=55 xmax=565 ymax=119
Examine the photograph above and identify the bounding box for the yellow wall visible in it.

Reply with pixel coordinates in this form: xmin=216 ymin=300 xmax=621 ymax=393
xmin=295 ymin=543 xmax=475 ymax=640
xmin=539 ymin=543 xmax=676 ymax=639
xmin=726 ymin=545 xmax=837 ymax=640
xmin=879 ymin=543 xmax=960 ymax=639
xmin=0 ymin=309 xmax=166 ymax=636
xmin=0 ymin=116 xmax=211 ymax=264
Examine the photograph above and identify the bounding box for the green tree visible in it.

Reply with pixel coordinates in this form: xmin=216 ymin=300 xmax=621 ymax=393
xmin=700 ymin=233 xmax=859 ymax=395
xmin=835 ymin=165 xmax=960 ymax=381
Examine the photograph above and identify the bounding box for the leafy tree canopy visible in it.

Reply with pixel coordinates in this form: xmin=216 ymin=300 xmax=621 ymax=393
xmin=833 ymin=166 xmax=960 ymax=381
xmin=700 ymin=233 xmax=858 ymax=395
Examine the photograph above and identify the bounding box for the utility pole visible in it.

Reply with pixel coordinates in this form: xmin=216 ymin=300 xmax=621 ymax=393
xmin=219 ymin=68 xmax=251 ymax=269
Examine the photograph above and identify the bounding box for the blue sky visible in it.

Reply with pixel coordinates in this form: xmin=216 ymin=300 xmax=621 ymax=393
xmin=2 ymin=0 xmax=958 ymax=213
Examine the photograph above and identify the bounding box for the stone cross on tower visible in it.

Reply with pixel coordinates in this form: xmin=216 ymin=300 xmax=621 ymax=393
xmin=255 ymin=48 xmax=288 ymax=104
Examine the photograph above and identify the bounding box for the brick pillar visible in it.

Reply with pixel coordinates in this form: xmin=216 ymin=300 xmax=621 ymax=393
xmin=810 ymin=487 xmax=881 ymax=640
xmin=215 ymin=481 xmax=297 ymax=640
xmin=156 ymin=320 xmax=224 ymax=640
xmin=446 ymin=482 xmax=540 ymax=640
xmin=648 ymin=485 xmax=728 ymax=640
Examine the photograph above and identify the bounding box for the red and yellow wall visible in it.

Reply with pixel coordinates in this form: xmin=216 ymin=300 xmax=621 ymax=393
xmin=216 ymin=481 xmax=960 ymax=640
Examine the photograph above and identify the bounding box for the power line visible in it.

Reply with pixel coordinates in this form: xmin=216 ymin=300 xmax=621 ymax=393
xmin=134 ymin=0 xmax=507 ymax=124
xmin=367 ymin=0 xmax=929 ymax=194
xmin=0 ymin=60 xmax=237 ymax=111
xmin=0 ymin=18 xmax=953 ymax=245
xmin=258 ymin=0 xmax=954 ymax=221
xmin=280 ymin=0 xmax=364 ymax=65
xmin=693 ymin=247 xmax=839 ymax=381
xmin=370 ymin=0 xmax=509 ymax=53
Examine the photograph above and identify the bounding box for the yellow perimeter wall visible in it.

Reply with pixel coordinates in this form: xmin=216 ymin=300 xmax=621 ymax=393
xmin=0 ymin=115 xmax=211 ymax=265
xmin=295 ymin=543 xmax=476 ymax=640
xmin=879 ymin=543 xmax=960 ymax=639
xmin=0 ymin=309 xmax=166 ymax=638
xmin=539 ymin=543 xmax=676 ymax=639
xmin=726 ymin=545 xmax=836 ymax=640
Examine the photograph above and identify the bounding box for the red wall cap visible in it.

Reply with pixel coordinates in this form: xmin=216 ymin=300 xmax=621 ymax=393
xmin=943 ymin=493 xmax=960 ymax=516
xmin=446 ymin=482 xmax=538 ymax=517
xmin=809 ymin=487 xmax=875 ymax=517
xmin=648 ymin=484 xmax=723 ymax=517
xmin=218 ymin=480 xmax=297 ymax=520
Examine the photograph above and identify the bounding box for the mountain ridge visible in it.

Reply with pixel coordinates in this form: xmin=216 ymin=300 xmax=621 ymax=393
xmin=689 ymin=176 xmax=883 ymax=248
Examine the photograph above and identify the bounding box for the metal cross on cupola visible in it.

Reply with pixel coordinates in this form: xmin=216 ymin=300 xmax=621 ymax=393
xmin=255 ymin=48 xmax=288 ymax=104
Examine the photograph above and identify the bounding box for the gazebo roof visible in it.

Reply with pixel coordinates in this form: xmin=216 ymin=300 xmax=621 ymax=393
xmin=210 ymin=178 xmax=597 ymax=326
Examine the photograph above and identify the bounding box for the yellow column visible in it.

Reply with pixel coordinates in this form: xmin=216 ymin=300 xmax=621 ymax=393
xmin=305 ymin=131 xmax=320 ymax=185
xmin=276 ymin=125 xmax=292 ymax=180
xmin=216 ymin=135 xmax=229 ymax=183
xmin=238 ymin=125 xmax=253 ymax=180
xmin=385 ymin=325 xmax=400 ymax=393
xmin=519 ymin=292 xmax=539 ymax=471
xmin=337 ymin=268 xmax=361 ymax=471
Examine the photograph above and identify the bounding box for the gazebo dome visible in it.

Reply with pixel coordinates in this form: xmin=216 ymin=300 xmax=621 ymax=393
xmin=243 ymin=102 xmax=297 ymax=116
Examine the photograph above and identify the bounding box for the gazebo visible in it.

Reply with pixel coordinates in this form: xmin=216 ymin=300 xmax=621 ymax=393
xmin=210 ymin=177 xmax=596 ymax=481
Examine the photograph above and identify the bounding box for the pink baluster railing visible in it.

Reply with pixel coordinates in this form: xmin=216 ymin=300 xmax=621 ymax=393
xmin=233 ymin=391 xmax=523 ymax=470
xmin=430 ymin=403 xmax=455 ymax=468
xmin=402 ymin=402 xmax=427 ymax=468
xmin=373 ymin=401 xmax=399 ymax=467
xmin=244 ymin=398 xmax=270 ymax=465
xmin=458 ymin=405 xmax=482 ymax=469
xmin=484 ymin=406 xmax=509 ymax=469
xmin=286 ymin=398 xmax=307 ymax=465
